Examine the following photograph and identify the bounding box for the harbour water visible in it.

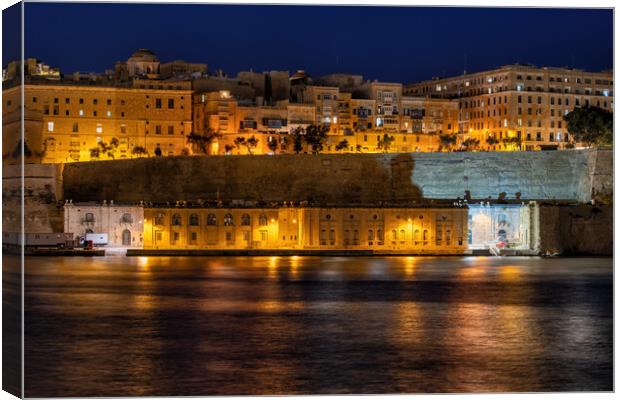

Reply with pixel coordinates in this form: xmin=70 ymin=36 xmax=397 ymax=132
xmin=23 ymin=256 xmax=612 ymax=396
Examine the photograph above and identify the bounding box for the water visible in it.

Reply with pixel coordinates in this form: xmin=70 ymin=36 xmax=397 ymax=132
xmin=23 ymin=256 xmax=612 ymax=396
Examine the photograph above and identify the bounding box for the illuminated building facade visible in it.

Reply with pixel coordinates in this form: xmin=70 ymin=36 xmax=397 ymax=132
xmin=404 ymin=64 xmax=614 ymax=150
xmin=142 ymin=206 xmax=468 ymax=253
xmin=64 ymin=201 xmax=144 ymax=247
xmin=3 ymin=80 xmax=193 ymax=163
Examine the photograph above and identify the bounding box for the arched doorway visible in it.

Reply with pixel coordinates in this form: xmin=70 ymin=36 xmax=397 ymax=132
xmin=122 ymin=229 xmax=131 ymax=246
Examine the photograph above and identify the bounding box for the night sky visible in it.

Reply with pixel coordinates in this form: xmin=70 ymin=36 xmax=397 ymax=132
xmin=10 ymin=3 xmax=615 ymax=83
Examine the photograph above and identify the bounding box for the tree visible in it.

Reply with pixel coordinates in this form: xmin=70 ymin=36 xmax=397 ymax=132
xmin=267 ymin=136 xmax=278 ymax=154
xmin=377 ymin=134 xmax=395 ymax=153
xmin=564 ymin=106 xmax=613 ymax=147
xmin=460 ymin=138 xmax=480 ymax=151
xmin=187 ymin=129 xmax=221 ymax=154
xmin=131 ymin=146 xmax=149 ymax=157
xmin=291 ymin=127 xmax=304 ymax=154
xmin=335 ymin=139 xmax=349 ymax=152
xmin=233 ymin=136 xmax=246 ymax=153
xmin=486 ymin=136 xmax=500 ymax=147
xmin=304 ymin=124 xmax=329 ymax=154
xmin=245 ymin=136 xmax=259 ymax=154
xmin=439 ymin=133 xmax=457 ymax=151
xmin=356 ymin=144 xmax=362 ymax=153
xmin=224 ymin=144 xmax=234 ymax=155
xmin=154 ymin=146 xmax=162 ymax=157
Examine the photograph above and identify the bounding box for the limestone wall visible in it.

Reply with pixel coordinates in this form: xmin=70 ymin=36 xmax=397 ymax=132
xmin=3 ymin=163 xmax=64 ymax=233
xmin=538 ymin=204 xmax=613 ymax=256
xmin=61 ymin=149 xmax=611 ymax=204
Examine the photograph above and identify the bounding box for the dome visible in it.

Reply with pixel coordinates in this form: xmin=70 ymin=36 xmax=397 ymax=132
xmin=129 ymin=49 xmax=158 ymax=62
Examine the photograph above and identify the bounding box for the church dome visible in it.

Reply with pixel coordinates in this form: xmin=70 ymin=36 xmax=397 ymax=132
xmin=129 ymin=49 xmax=158 ymax=62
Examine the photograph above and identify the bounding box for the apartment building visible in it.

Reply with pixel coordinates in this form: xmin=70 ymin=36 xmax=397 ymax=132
xmin=2 ymin=80 xmax=193 ymax=163
xmin=404 ymin=64 xmax=614 ymax=150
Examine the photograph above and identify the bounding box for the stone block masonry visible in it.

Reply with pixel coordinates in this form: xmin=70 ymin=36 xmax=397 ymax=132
xmin=61 ymin=149 xmax=611 ymax=204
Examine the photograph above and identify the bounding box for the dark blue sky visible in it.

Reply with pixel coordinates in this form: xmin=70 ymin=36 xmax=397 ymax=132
xmin=15 ymin=3 xmax=615 ymax=83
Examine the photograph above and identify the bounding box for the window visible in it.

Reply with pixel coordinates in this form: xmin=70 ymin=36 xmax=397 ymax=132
xmin=190 ymin=232 xmax=198 ymax=242
xmin=259 ymin=214 xmax=268 ymax=226
xmin=120 ymin=125 xmax=126 ymax=134
xmin=155 ymin=213 xmax=165 ymax=225
xmin=79 ymin=109 xmax=84 ymax=116
xmin=241 ymin=214 xmax=251 ymax=226
xmin=47 ymin=122 xmax=54 ymax=132
xmin=168 ymin=99 xmax=174 ymax=109
xmin=368 ymin=229 xmax=374 ymax=241
xmin=207 ymin=214 xmax=217 ymax=226
xmin=260 ymin=230 xmax=267 ymax=241
xmin=121 ymin=213 xmax=133 ymax=223
xmin=226 ymin=232 xmax=233 ymax=241
xmin=84 ymin=213 xmax=95 ymax=222
xmin=72 ymin=123 xmax=78 ymax=132
xmin=171 ymin=214 xmax=181 ymax=226
xmin=189 ymin=214 xmax=199 ymax=226
xmin=224 ymin=213 xmax=233 ymax=226
xmin=155 ymin=98 xmax=162 ymax=108
xmin=107 ymin=99 xmax=112 ymax=106
xmin=79 ymin=98 xmax=84 ymax=104
xmin=96 ymin=124 xmax=103 ymax=134
xmin=168 ymin=126 xmax=174 ymax=135
xmin=93 ymin=99 xmax=98 ymax=105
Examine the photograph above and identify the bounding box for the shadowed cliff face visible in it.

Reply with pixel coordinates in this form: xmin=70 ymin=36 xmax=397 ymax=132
xmin=62 ymin=153 xmax=423 ymax=205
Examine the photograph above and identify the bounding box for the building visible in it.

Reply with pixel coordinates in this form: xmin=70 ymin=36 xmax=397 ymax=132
xmin=404 ymin=64 xmax=614 ymax=150
xmin=142 ymin=206 xmax=468 ymax=253
xmin=63 ymin=201 xmax=144 ymax=247
xmin=2 ymin=79 xmax=193 ymax=163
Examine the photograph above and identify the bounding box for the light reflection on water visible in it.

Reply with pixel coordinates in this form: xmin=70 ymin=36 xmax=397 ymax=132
xmin=23 ymin=256 xmax=612 ymax=396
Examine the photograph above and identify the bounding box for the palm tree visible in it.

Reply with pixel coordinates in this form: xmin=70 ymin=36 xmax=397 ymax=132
xmin=233 ymin=137 xmax=246 ymax=154
xmin=245 ymin=136 xmax=259 ymax=154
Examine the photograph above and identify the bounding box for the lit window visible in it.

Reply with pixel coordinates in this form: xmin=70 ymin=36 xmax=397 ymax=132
xmin=47 ymin=122 xmax=54 ymax=132
xmin=96 ymin=124 xmax=103 ymax=133
xmin=603 ymin=89 xmax=609 ymax=97
xmin=79 ymin=109 xmax=84 ymax=116
xmin=107 ymin=111 xmax=112 ymax=117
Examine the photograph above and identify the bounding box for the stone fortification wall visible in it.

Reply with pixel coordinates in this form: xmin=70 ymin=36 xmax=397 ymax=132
xmin=61 ymin=149 xmax=611 ymax=204
xmin=537 ymin=204 xmax=612 ymax=256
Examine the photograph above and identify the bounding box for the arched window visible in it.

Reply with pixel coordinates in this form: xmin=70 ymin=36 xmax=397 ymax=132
xmin=189 ymin=213 xmax=199 ymax=226
xmin=423 ymin=230 xmax=429 ymax=241
xmin=207 ymin=214 xmax=217 ymax=226
xmin=224 ymin=213 xmax=234 ymax=226
xmin=391 ymin=229 xmax=397 ymax=241
xmin=399 ymin=229 xmax=406 ymax=241
xmin=414 ymin=229 xmax=420 ymax=241
xmin=241 ymin=214 xmax=251 ymax=226
xmin=377 ymin=229 xmax=384 ymax=242
xmin=259 ymin=214 xmax=268 ymax=226
xmin=171 ymin=214 xmax=181 ymax=226
xmin=121 ymin=213 xmax=133 ymax=223
xmin=155 ymin=213 xmax=165 ymax=226
xmin=368 ymin=229 xmax=374 ymax=241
